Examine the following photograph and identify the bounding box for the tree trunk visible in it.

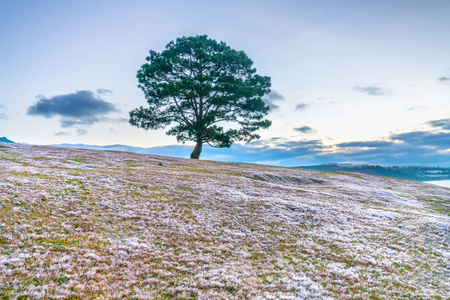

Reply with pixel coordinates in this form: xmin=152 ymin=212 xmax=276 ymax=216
xmin=190 ymin=140 xmax=203 ymax=159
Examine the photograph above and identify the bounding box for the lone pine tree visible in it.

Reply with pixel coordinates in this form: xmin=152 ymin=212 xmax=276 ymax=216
xmin=129 ymin=35 xmax=272 ymax=159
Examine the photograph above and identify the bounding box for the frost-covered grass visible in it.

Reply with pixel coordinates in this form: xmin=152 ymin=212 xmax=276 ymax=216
xmin=0 ymin=143 xmax=449 ymax=299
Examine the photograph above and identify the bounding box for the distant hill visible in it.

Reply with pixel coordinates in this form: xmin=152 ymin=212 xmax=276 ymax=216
xmin=54 ymin=143 xmax=450 ymax=182
xmin=52 ymin=143 xmax=192 ymax=157
xmin=297 ymin=163 xmax=450 ymax=181
xmin=0 ymin=143 xmax=448 ymax=298
xmin=0 ymin=136 xmax=14 ymax=143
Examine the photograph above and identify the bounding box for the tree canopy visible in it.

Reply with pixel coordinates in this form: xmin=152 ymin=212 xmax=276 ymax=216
xmin=129 ymin=35 xmax=272 ymax=159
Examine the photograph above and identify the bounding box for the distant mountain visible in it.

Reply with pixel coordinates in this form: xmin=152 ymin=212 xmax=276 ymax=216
xmin=296 ymin=163 xmax=450 ymax=182
xmin=0 ymin=137 xmax=14 ymax=143
xmin=52 ymin=143 xmax=192 ymax=158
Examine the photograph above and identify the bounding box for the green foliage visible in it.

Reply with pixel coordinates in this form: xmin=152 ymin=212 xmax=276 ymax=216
xmin=130 ymin=35 xmax=272 ymax=158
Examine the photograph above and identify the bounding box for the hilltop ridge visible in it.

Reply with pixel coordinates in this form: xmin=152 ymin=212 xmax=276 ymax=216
xmin=0 ymin=143 xmax=449 ymax=299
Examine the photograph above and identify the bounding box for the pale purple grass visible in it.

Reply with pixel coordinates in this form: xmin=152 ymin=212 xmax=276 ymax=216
xmin=0 ymin=143 xmax=449 ymax=299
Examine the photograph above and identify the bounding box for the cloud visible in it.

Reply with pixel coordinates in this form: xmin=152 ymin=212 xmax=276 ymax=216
xmin=336 ymin=140 xmax=392 ymax=148
xmin=77 ymin=128 xmax=88 ymax=135
xmin=294 ymin=126 xmax=316 ymax=134
xmin=354 ymin=86 xmax=386 ymax=96
xmin=406 ymin=106 xmax=426 ymax=111
xmin=428 ymin=118 xmax=450 ymax=130
xmin=330 ymin=130 xmax=450 ymax=166
xmin=27 ymin=90 xmax=118 ymax=128
xmin=438 ymin=76 xmax=450 ymax=82
xmin=391 ymin=131 xmax=450 ymax=149
xmin=63 ymin=126 xmax=450 ymax=167
xmin=0 ymin=104 xmax=6 ymax=119
xmin=263 ymin=91 xmax=284 ymax=111
xmin=212 ymin=129 xmax=450 ymax=166
xmin=109 ymin=117 xmax=128 ymax=123
xmin=203 ymin=139 xmax=324 ymax=165
xmin=295 ymin=103 xmax=308 ymax=111
xmin=97 ymin=88 xmax=113 ymax=95
xmin=337 ymin=132 xmax=449 ymax=153
xmin=129 ymin=138 xmax=325 ymax=166
xmin=55 ymin=131 xmax=71 ymax=136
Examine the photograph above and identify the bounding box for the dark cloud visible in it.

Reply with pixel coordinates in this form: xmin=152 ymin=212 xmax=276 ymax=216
xmin=294 ymin=126 xmax=316 ymax=134
xmin=429 ymin=118 xmax=450 ymax=130
xmin=295 ymin=103 xmax=308 ymax=111
xmin=438 ymin=76 xmax=450 ymax=82
xmin=27 ymin=90 xmax=118 ymax=128
xmin=354 ymin=86 xmax=386 ymax=96
xmin=97 ymin=88 xmax=113 ymax=95
xmin=263 ymin=91 xmax=284 ymax=111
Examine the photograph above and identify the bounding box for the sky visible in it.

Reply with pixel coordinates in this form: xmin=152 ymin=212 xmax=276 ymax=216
xmin=0 ymin=0 xmax=449 ymax=166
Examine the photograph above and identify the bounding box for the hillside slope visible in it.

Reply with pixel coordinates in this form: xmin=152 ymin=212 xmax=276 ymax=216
xmin=0 ymin=143 xmax=449 ymax=299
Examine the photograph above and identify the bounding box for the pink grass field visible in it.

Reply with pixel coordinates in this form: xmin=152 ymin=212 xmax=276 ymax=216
xmin=0 ymin=143 xmax=449 ymax=299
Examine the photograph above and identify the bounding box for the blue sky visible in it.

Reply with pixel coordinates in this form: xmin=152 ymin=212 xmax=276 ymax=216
xmin=1 ymin=0 xmax=449 ymax=166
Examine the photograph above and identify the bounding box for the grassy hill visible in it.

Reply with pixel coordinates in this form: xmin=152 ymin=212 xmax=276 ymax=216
xmin=0 ymin=143 xmax=449 ymax=299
